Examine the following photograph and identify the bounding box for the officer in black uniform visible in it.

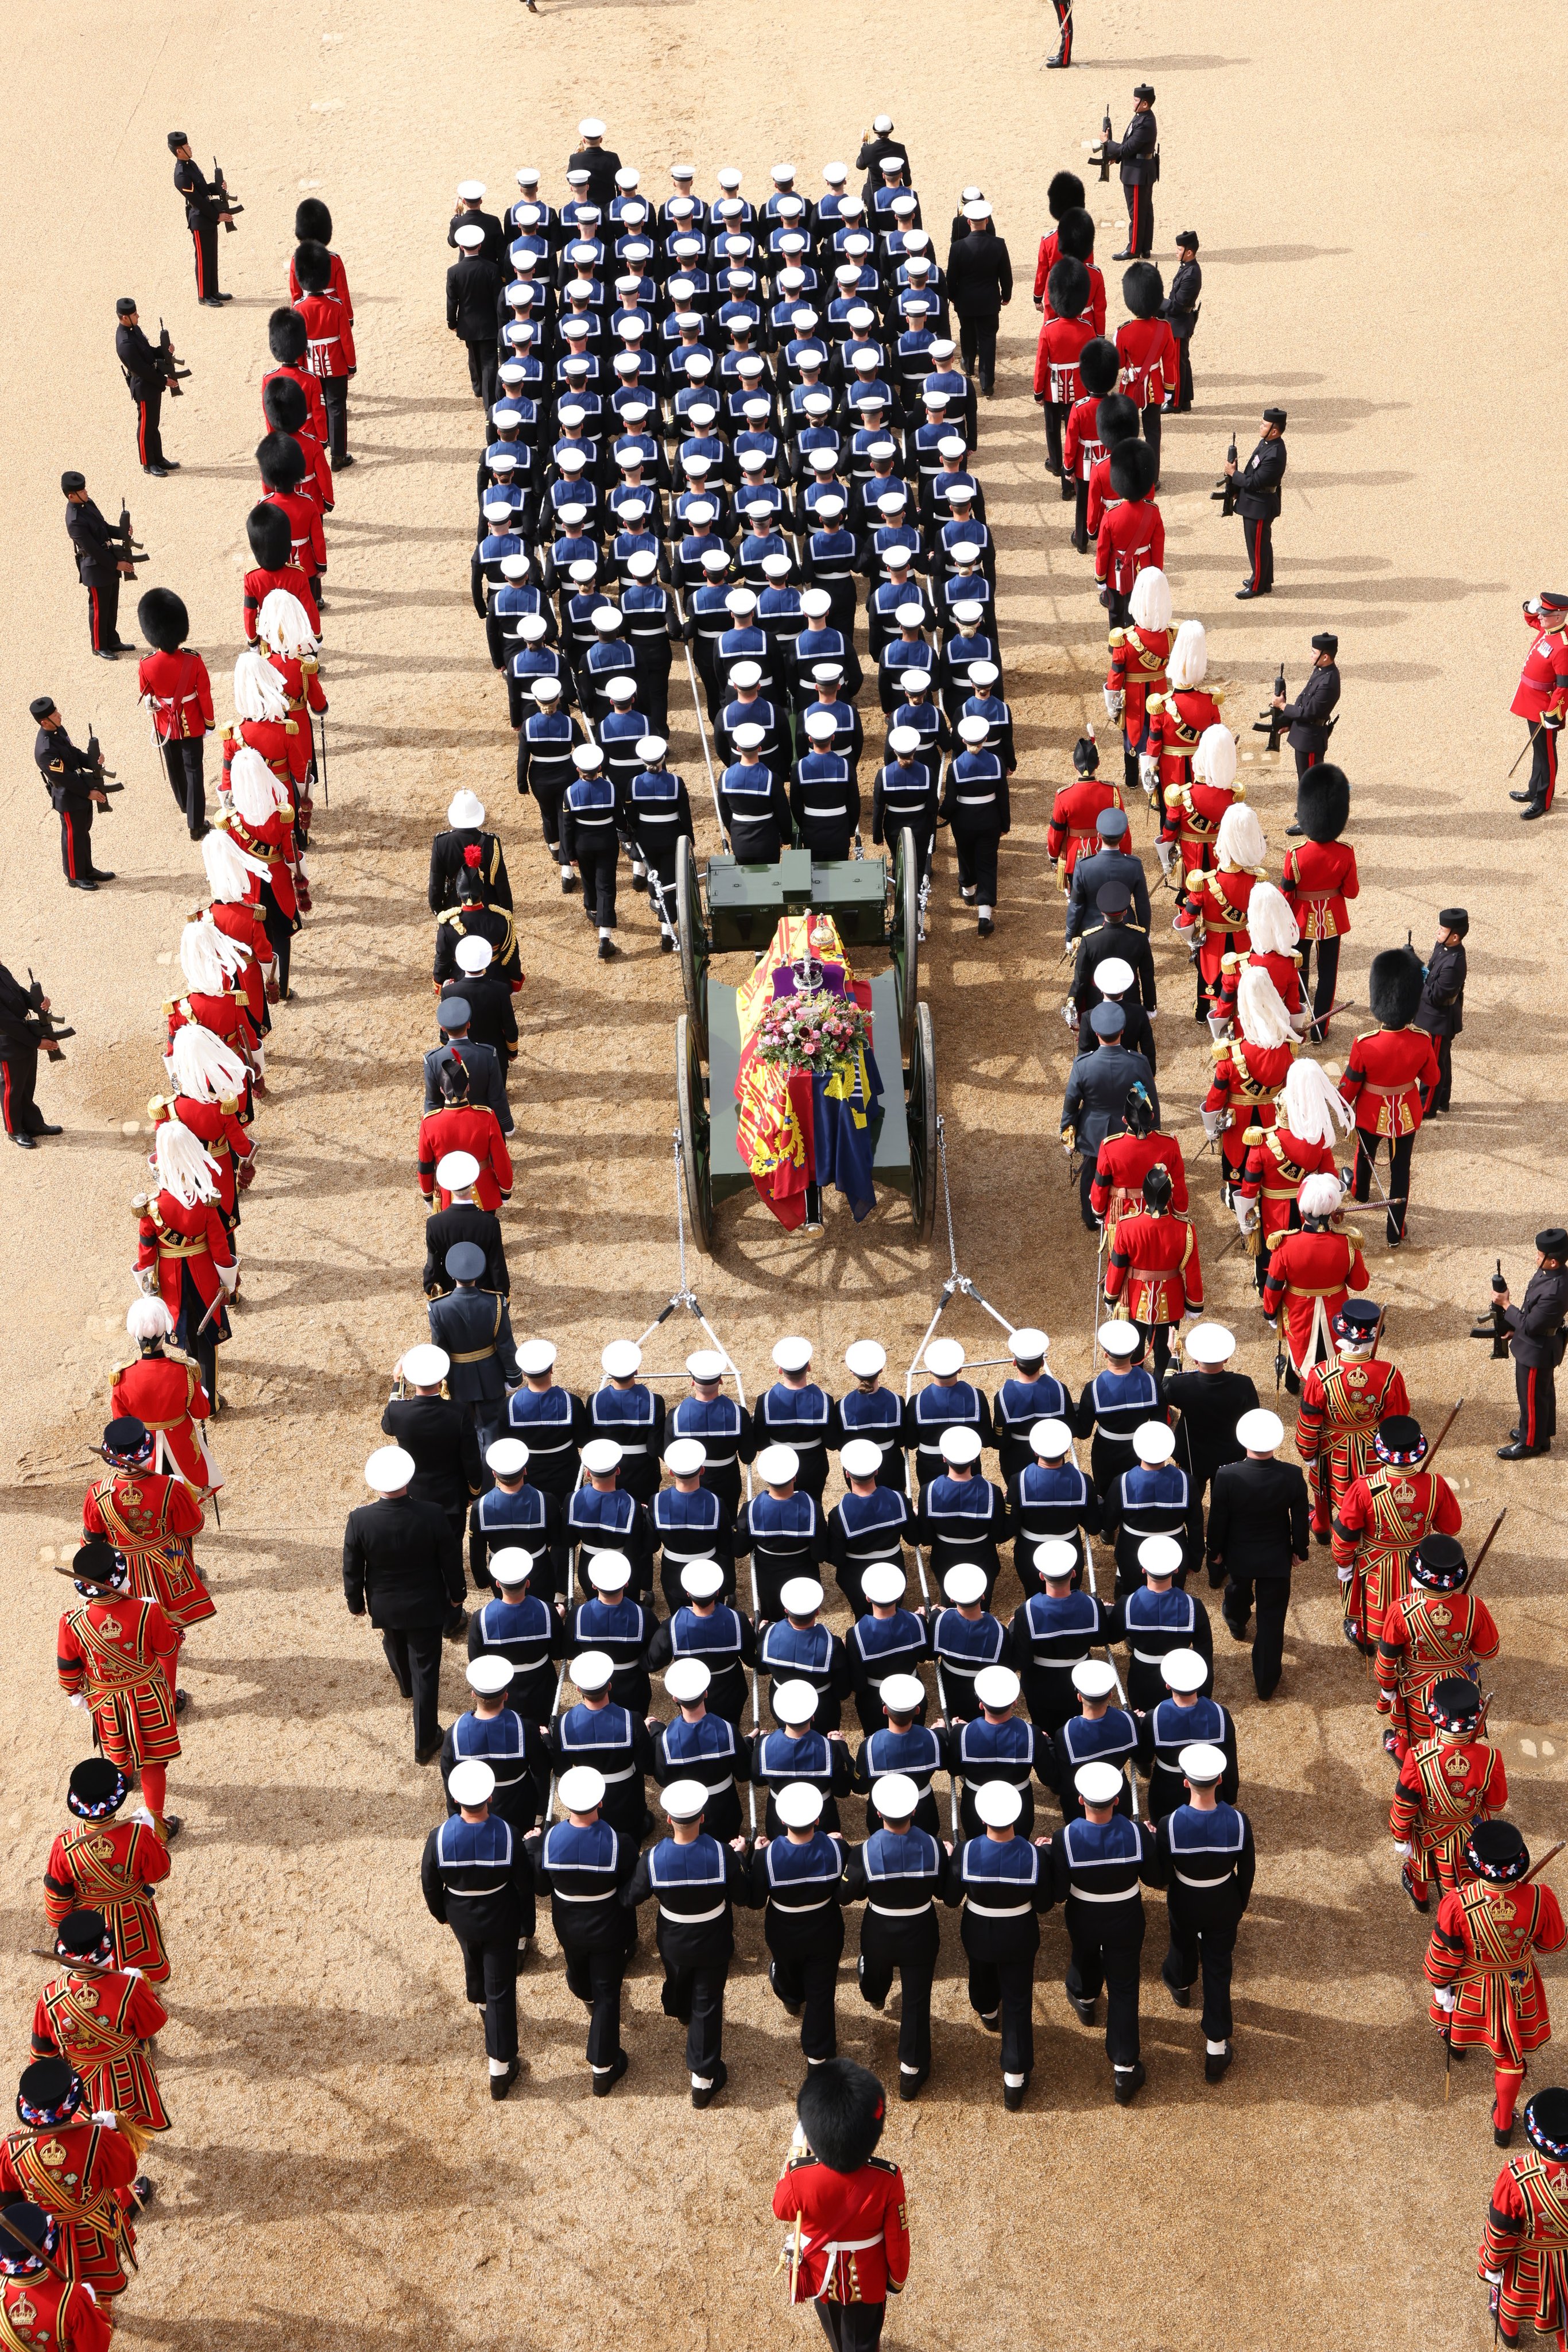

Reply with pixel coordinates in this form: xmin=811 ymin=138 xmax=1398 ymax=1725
xmin=1163 ymin=233 xmax=1201 ymax=409
xmin=1490 ymin=1229 xmax=1568 ymax=1460
xmin=423 ymin=999 xmax=512 ymax=1135
xmin=114 ymin=301 xmax=178 ymax=477
xmin=1415 ymin=906 xmax=1467 ymax=1115
xmin=1272 ymin=634 xmax=1341 ymax=780
xmin=168 ymin=134 xmax=234 ymax=305
xmin=448 ymin=225 xmax=503 ymax=407
xmin=1071 ymin=881 xmax=1156 ymax=1022
xmin=855 ymin=117 xmax=910 ymax=203
xmin=1059 ymin=1003 xmax=1160 ymax=1231
xmin=1229 ymin=408 xmax=1287 ymax=599
xmin=32 ymin=701 xmax=113 ymax=891
xmin=1101 ymin=87 xmax=1159 ymax=260
xmin=63 ymin=475 xmax=135 ymax=657
xmin=0 ymin=960 xmax=64 ymax=1147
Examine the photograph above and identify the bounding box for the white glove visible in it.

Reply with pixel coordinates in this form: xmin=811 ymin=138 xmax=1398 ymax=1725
xmin=1201 ymin=1107 xmax=1225 ymax=1142
xmin=1485 ymin=2270 xmax=1503 ymax=2289
xmin=217 ymin=1263 xmax=239 ymax=1295
xmin=1138 ymin=752 xmax=1158 ymax=793
xmin=1103 ymin=687 xmax=1124 ymax=722
xmin=91 ymin=2109 xmax=118 ymax=2127
xmin=1335 ymin=1564 xmax=1353 ymax=1585
xmin=1434 ymin=1986 xmax=1457 ymax=2012
xmin=1062 ymin=1001 xmax=1079 ymax=1030
xmin=1153 ymin=837 xmax=1176 ymax=876
xmin=1393 ymin=1839 xmax=1412 ymax=1859
xmin=1234 ymin=1196 xmax=1259 ymax=1240
xmin=68 ymin=1693 xmax=87 ymax=1709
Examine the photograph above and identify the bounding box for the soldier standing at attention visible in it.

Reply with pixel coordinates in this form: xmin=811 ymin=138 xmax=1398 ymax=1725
xmin=1227 ymin=409 xmax=1287 ymax=600
xmin=168 ymin=134 xmax=234 ymax=305
xmin=1100 ymin=86 xmax=1159 ymax=260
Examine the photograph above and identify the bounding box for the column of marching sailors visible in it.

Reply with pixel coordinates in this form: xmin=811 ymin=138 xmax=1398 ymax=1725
xmin=1 ymin=206 xmax=347 ymax=2339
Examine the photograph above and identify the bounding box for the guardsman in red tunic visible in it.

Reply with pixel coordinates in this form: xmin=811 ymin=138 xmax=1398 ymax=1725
xmin=1508 ymin=591 xmax=1568 ymax=821
xmin=1481 ymin=2086 xmax=1568 ymax=2346
xmin=242 ymin=500 xmax=321 ymax=642
xmin=1201 ymin=969 xmax=1297 ymax=1197
xmin=773 ymin=2060 xmax=911 ymax=2351
xmin=0 ymin=2189 xmax=117 ymax=2348
xmin=1391 ymin=1676 xmax=1505 ymax=1913
xmin=258 ymin=431 xmax=326 ymax=587
xmin=1294 ymin=1298 xmax=1407 ymax=1542
xmin=263 ymin=374 xmax=334 ymax=514
xmin=110 ymin=1295 xmax=217 ymax=1492
xmin=225 ymin=648 xmax=310 ymax=804
xmin=293 ymin=237 xmax=357 ymax=468
xmin=9 ymin=2063 xmax=140 ymax=2263
xmin=264 ymin=308 xmax=331 ymax=447
xmin=223 ymin=751 xmax=304 ymax=991
xmin=134 ymin=587 xmax=214 ymax=841
xmin=82 ymin=1418 xmax=213 ymax=1631
xmin=257 ymin=589 xmax=326 ymax=841
xmin=1428 ymin=1823 xmax=1563 ymax=2147
xmin=1380 ymin=1534 xmax=1500 ymax=1759
xmin=133 ymin=1116 xmax=237 ymax=1404
xmin=1104 ymin=563 xmax=1171 ymax=793
xmin=1090 ymin=1081 xmax=1187 ymax=1227
xmin=418 ymin=1059 xmax=513 ymax=1212
xmin=1281 ymin=763 xmax=1357 ymax=1040
xmin=1339 ymin=946 xmax=1441 ymax=1248
xmin=55 ymin=1544 xmax=182 ymax=1835
xmin=199 ymin=824 xmax=277 ymax=1054
xmin=1210 ymin=881 xmax=1304 ymax=1031
xmin=1158 ymin=717 xmax=1239 ymax=926
xmin=42 ymin=1761 xmax=172 ymax=1980
xmin=32 ymin=1913 xmax=169 ymax=2140
xmin=1236 ymin=1056 xmax=1352 ymax=1291
xmin=1032 ymin=258 xmax=1095 ymax=483
xmin=1063 ymin=342 xmax=1120 ymax=555
xmin=1094 ymin=440 xmax=1162 ymax=628
xmin=1179 ymin=799 xmax=1266 ymax=1019
xmin=1259 ymin=1175 xmax=1368 ymax=1394
xmin=288 ymin=198 xmax=354 ymax=331
xmin=1147 ymin=620 xmax=1226 ymax=804
xmin=164 ymin=916 xmax=260 ymax=1066
xmin=153 ymin=1024 xmax=255 ymax=1225
xmin=1102 ymin=1163 xmax=1201 ymax=1377
xmin=1045 ymin=733 xmax=1123 ymax=891
xmin=1334 ymin=1413 xmax=1462 ymax=1650
xmin=1114 ymin=261 xmax=1178 ymax=477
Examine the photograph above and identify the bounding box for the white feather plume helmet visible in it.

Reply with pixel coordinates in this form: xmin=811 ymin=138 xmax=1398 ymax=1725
xmin=1191 ymin=724 xmax=1237 ymax=792
xmin=1128 ymin=566 xmax=1171 ymax=634
xmin=1166 ymin=618 xmax=1207 ymax=690
xmin=1245 ymin=880 xmax=1299 ymax=957
xmin=126 ymin=1294 xmax=175 ymax=1342
xmin=202 ymin=824 xmax=269 ymax=903
xmin=233 ymin=648 xmax=289 ymax=724
xmin=1236 ymin=967 xmax=1295 ymax=1050
xmin=169 ymin=1023 xmax=250 ymax=1102
xmin=1283 ymin=1056 xmax=1354 ymax=1148
xmin=1216 ymin=801 xmax=1267 ymax=871
xmin=227 ymin=745 xmax=285 ymax=826
xmin=255 ymin=587 xmax=318 ymax=657
xmin=1298 ymin=1172 xmax=1344 ymax=1221
xmin=153 ymin=1117 xmax=222 ymax=1207
xmin=178 ymin=920 xmax=231 ymax=996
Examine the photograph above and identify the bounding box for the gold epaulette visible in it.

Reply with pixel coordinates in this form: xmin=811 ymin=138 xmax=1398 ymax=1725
xmin=284 ymin=720 xmax=299 ymax=735
xmin=1146 ymin=692 xmax=1166 ymax=714
xmin=1211 ymin=687 xmax=1228 ymax=706
xmin=1290 ymin=950 xmax=1303 ymax=965
xmin=1162 ymin=785 xmax=1182 ymax=807
xmin=1210 ymin=1041 xmax=1230 ymax=1061
xmin=1341 ymin=1224 xmax=1364 ymax=1245
xmin=1241 ymin=1125 xmax=1266 ymax=1144
xmin=218 ymin=724 xmax=234 ymax=741
xmin=160 ymin=1000 xmax=175 ymax=1018
xmin=301 ymin=657 xmax=319 ymax=676
xmin=146 ymin=1094 xmax=173 ymax=1121
xmin=1232 ymin=783 xmax=1247 ymax=802
xmin=218 ymin=1095 xmax=241 ymax=1117
xmin=1219 ymin=951 xmax=1241 ymax=970
xmin=110 ymin=1352 xmax=138 ymax=1378
xmin=1107 ymin=627 xmax=1126 ymax=647
xmin=436 ymin=907 xmax=464 ymax=928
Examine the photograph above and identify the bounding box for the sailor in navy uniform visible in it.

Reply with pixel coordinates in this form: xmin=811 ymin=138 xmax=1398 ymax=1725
xmin=990 ymin=1328 xmax=1070 ymax=1483
xmin=735 ymin=1444 xmax=825 ymax=1622
xmin=1052 ymin=1759 xmax=1156 ymax=2105
xmin=940 ymin=714 xmax=1009 ymax=936
xmin=653 ymin=1658 xmax=751 ymax=1844
xmin=567 ymin=1438 xmax=653 ymax=1597
xmin=952 ymin=1665 xmax=1052 ymax=1839
xmin=827 ymin=1441 xmax=912 ymax=1621
xmin=1110 ymin=1534 xmax=1214 ymax=1708
xmin=916 ymin=1427 xmax=1011 ymax=1593
xmin=669 ymin=1349 xmax=753 ymax=1518
xmin=759 ymin=1576 xmax=851 ymax=1732
xmin=905 ymin=1337 xmax=995 ymax=1488
xmin=651 ymin=1437 xmax=733 ymax=1609
xmin=622 ymin=1775 xmax=751 ymax=2106
xmin=420 ymin=1759 xmax=532 ymax=2099
xmin=560 ymin=745 xmax=625 ymax=958
xmin=757 ymin=1337 xmax=839 ymax=1500
xmin=946 ymin=1780 xmax=1051 ymax=2108
xmin=1139 ymin=1648 xmax=1238 ymax=1819
xmin=1076 ymin=1321 xmax=1166 ymax=1496
xmin=1144 ymin=1740 xmax=1255 ymax=2080
xmin=852 ymin=1673 xmax=945 ymax=1835
xmin=525 ymin=1765 xmax=634 ymax=2096
xmin=1052 ymin=1660 xmax=1138 ymax=1821
xmin=504 ymin=1340 xmax=587 ymax=1520
xmin=439 ymin=1655 xmax=547 ymax=1838
xmin=568 ymin=1551 xmax=655 ymax=1716
xmin=1003 ymin=1529 xmax=1096 ymax=1707
xmin=842 ymin=1770 xmax=944 ymax=2098
xmin=628 ymin=736 xmax=694 ymax=954
xmin=646 ymin=1561 xmax=755 ymax=1725
xmin=1008 ymin=1417 xmax=1101 ymax=1591
xmin=1101 ymin=1422 xmax=1198 ymax=1597
xmin=792 ymin=713 xmax=861 ymax=859
xmin=837 ymin=1340 xmax=907 ymax=1494
xmin=750 ymin=1780 xmax=849 ymax=2061
xmin=469 ymin=1439 xmax=562 ymax=1596
xmin=591 ymin=1340 xmax=666 ymax=1504
xmin=550 ymin=1649 xmax=656 ymax=1840
xmin=718 ymin=724 xmax=792 ymax=857
xmin=466 ymin=1547 xmax=562 ymax=1731
xmin=749 ymin=1677 xmax=854 ymax=1836
xmin=927 ymin=1561 xmax=1008 ymax=1722
xmin=873 ymin=725 xmax=942 ymax=887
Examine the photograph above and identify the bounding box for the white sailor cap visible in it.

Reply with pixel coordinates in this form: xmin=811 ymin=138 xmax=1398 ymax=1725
xmin=1161 ymin=1648 xmax=1209 ymax=1695
xmin=757 ymin=1444 xmax=800 ymax=1486
xmin=1183 ymin=1322 xmax=1236 ymax=1365
xmin=687 ymin=1349 xmax=727 ymax=1381
xmin=860 ymin=1562 xmax=908 ymax=1605
xmin=635 ymin=730 xmax=667 ymax=758
xmin=930 ymin=338 xmax=957 ymax=359
xmin=482 ymin=497 xmax=512 ymax=523
xmin=566 ymin=170 xmax=591 ymax=188
xmin=898 ymin=668 xmax=930 ymax=689
xmin=517 ymin=614 xmax=549 ymax=641
xmin=466 ymin=1655 xmax=514 ymax=1696
xmin=763 ymin=551 xmax=793 ymax=581
xmin=892 ymin=194 xmax=918 ymax=216
xmin=531 ymin=678 xmax=563 ymax=701
xmin=614 ymin=165 xmax=639 ymax=188
xmin=887 ymin=727 xmax=920 ymax=757
xmin=974 ymin=1665 xmax=1020 ymax=1711
xmin=772 ymin=1677 xmax=820 ymax=1727
xmin=664 ymin=1437 xmax=707 ymax=1477
xmin=669 ymin=164 xmax=696 ymax=183
xmin=1132 ymin=1422 xmax=1176 ymax=1465
xmin=626 ymin=553 xmax=659 ymax=581
xmin=498 ymin=554 xmax=529 ymax=581
xmin=664 ymin=1658 xmax=712 ymax=1704
xmin=1029 ymin=1421 xmax=1074 ymax=1463
xmin=731 ymin=658 xmax=763 ymax=687
xmin=872 ymin=1773 xmax=920 ymax=1820
xmin=924 ymin=1337 xmax=965 ymax=1378
xmin=1033 ymin=1538 xmax=1079 ymax=1582
xmin=940 ymin=1428 xmax=982 ymax=1465
xmin=1139 ymin=1535 xmax=1184 ymax=1580
xmin=1072 ymin=1659 xmax=1117 ymax=1700
xmin=589 ymin=1550 xmax=632 ymax=1592
xmin=456 ymin=179 xmax=487 ymax=200
xmin=943 ymin=1563 xmax=988 ymax=1605
xmin=578 ymin=117 xmax=606 ymax=138
xmin=1098 ymin=1322 xmax=1142 ymax=1358
xmin=779 ymin=1576 xmax=824 ymax=1618
xmin=514 ymin=167 xmax=540 ymax=187
xmin=726 ymin=586 xmax=758 ymax=612
xmin=1237 ymin=1407 xmax=1285 ymax=1452
xmin=400 ymin=1344 xmax=449 ymax=1387
xmin=737 ymin=450 xmax=768 ymax=471
xmin=680 ymin=1560 xmax=725 ymax=1601
xmin=804 ymin=710 xmax=837 ymax=738
xmin=839 ymin=195 xmax=866 ymax=218
xmin=773 ymin=1334 xmax=813 ymax=1372
xmin=488 ymin=1546 xmax=535 ymax=1588
xmin=957 ymin=716 xmax=990 ymax=746
xmin=580 ymin=1438 xmax=623 ymax=1475
xmin=557 ymin=1766 xmax=606 ymax=1813
xmin=660 ymin=1778 xmax=708 ymax=1822
xmin=448 ymin=1759 xmax=496 ymax=1807
xmin=877 ymin=490 xmax=908 ymax=514
xmin=823 ymin=161 xmax=849 ymax=185
xmin=800 ymin=589 xmax=833 ymax=618
xmin=776 ymin=1781 xmax=824 ymax=1829
xmin=436 ymin=1150 xmax=481 ymax=1193
xmin=949 ymin=540 xmax=984 ymax=567
xmin=963 ymin=202 xmax=992 ymax=223
xmin=845 ymin=1339 xmax=886 ymax=1376
xmin=1095 ymin=957 xmax=1135 ymax=999
xmin=1075 ymin=1761 xmax=1124 ymax=1808
xmin=602 ymin=1340 xmax=642 ymax=1376
xmin=485 ymin=1438 xmax=528 ymax=1476
xmin=717 ymin=167 xmax=742 ymax=191
xmin=515 ymin=1339 xmax=557 ymax=1375
xmin=924 ymin=390 xmax=950 ymax=409
xmin=969 ymin=660 xmax=1000 ymax=686
xmin=878 ymin=1674 xmax=925 ymax=1716
xmin=732 ymin=722 xmax=766 ymax=752
xmin=974 ymin=1782 xmax=1021 ymax=1828
xmin=952 ymin=601 xmax=985 ymax=629
xmin=895 ymin=601 xmax=926 ymax=626
xmin=1179 ymin=1742 xmax=1228 ymax=1787
xmin=571 ymin=744 xmax=604 ymax=770
xmin=605 ymin=677 xmax=638 ymax=704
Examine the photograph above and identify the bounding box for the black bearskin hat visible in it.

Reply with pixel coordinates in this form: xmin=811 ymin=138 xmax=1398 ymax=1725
xmin=796 ymin=2059 xmax=886 ymax=2173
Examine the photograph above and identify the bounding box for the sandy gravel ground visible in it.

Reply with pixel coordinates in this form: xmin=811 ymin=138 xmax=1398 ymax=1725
xmin=0 ymin=2 xmax=1565 ymax=2347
